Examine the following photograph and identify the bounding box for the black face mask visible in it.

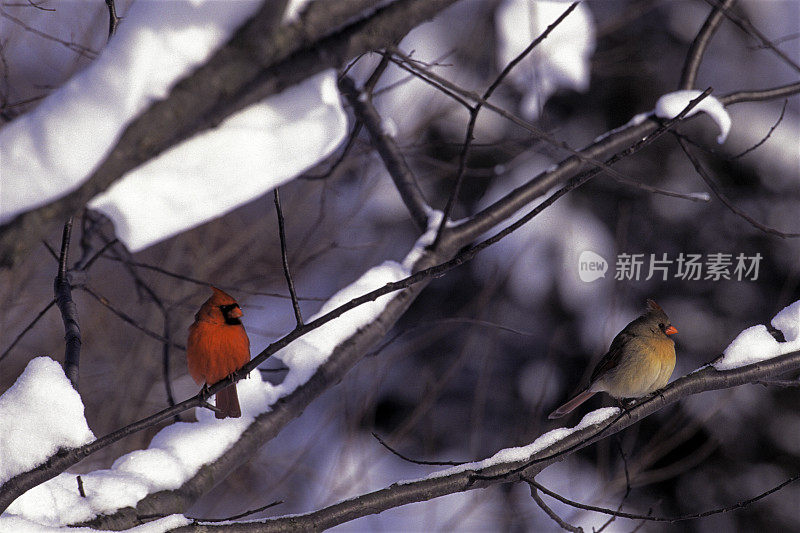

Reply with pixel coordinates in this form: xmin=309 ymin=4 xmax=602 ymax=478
xmin=220 ymin=304 xmax=242 ymax=325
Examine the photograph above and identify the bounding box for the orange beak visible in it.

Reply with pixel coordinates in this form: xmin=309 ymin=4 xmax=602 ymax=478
xmin=665 ymin=325 xmax=678 ymax=335
xmin=228 ymin=306 xmax=243 ymax=319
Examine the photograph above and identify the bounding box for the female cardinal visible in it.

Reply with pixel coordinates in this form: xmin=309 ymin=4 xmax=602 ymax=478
xmin=548 ymin=299 xmax=678 ymax=419
xmin=187 ymin=287 xmax=251 ymax=419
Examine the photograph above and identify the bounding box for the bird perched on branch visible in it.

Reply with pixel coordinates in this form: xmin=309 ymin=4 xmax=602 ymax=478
xmin=187 ymin=287 xmax=251 ymax=419
xmin=548 ymin=299 xmax=678 ymax=420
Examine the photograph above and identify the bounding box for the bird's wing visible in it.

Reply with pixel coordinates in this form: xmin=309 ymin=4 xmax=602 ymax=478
xmin=590 ymin=330 xmax=635 ymax=383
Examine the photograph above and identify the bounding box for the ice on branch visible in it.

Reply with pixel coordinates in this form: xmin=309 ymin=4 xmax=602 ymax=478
xmin=655 ymin=90 xmax=731 ymax=143
xmin=714 ymin=300 xmax=800 ymax=370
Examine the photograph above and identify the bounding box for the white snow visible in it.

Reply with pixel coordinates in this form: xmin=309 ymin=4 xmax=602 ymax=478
xmin=415 ymin=407 xmax=619 ymax=481
xmin=593 ymin=112 xmax=649 ymax=143
xmin=685 ymin=192 xmax=711 ymax=201
xmin=3 ymin=214 xmax=441 ymax=528
xmin=0 ymin=357 xmax=94 ymax=486
xmin=495 ymin=0 xmax=595 ymax=120
xmin=0 ymin=514 xmax=190 ymax=533
xmin=714 ymin=300 xmax=800 ymax=370
xmin=270 ymin=213 xmax=441 ymax=396
xmin=0 ymin=0 xmax=347 ymax=252
xmin=654 ymin=90 xmax=731 ymax=144
xmin=88 ymin=71 xmax=347 ymax=251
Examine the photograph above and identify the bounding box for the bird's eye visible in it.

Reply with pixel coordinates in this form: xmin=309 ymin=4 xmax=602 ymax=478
xmin=658 ymin=323 xmax=665 ymax=329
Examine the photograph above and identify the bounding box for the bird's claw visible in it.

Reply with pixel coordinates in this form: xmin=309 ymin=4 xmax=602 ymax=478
xmin=199 ymin=383 xmax=211 ymax=400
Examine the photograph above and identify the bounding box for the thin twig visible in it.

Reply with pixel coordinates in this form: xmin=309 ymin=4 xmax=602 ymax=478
xmin=187 ymin=499 xmax=283 ymax=522
xmin=78 ymin=238 xmax=118 ymax=272
xmin=676 ymin=135 xmax=800 ymax=238
xmin=104 ymin=0 xmax=121 ymax=39
xmin=679 ymin=0 xmax=733 ymax=89
xmin=732 ymin=99 xmax=787 ymax=159
xmin=97 ymin=255 xmax=324 ymax=300
xmin=367 ymin=316 xmax=537 ymax=358
xmin=387 ymin=47 xmax=650 ymax=192
xmin=79 ymin=285 xmax=186 ymax=350
xmin=0 ymin=298 xmax=56 ymax=363
xmin=594 ymin=438 xmax=632 ymax=533
xmin=338 ymin=75 xmax=429 ymax=229
xmin=301 ymin=120 xmax=362 ymax=181
xmin=273 ymin=188 xmax=303 ymax=327
xmin=525 ymin=478 xmax=583 ymax=533
xmin=704 ymin=0 xmax=800 ymax=76
xmin=432 ymin=2 xmax=580 ymax=247
xmin=530 ymin=475 xmax=800 ymax=523
xmin=55 ymin=218 xmax=81 ymax=391
xmin=721 ymin=81 xmax=800 ymax=105
xmin=100 ymin=237 xmax=181 ymax=410
xmin=372 ymin=432 xmax=465 ymax=466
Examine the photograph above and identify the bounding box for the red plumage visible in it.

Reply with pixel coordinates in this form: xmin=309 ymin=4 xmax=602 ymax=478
xmin=187 ymin=287 xmax=251 ymax=419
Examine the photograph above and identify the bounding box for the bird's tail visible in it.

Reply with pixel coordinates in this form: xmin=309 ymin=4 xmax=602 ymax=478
xmin=215 ymin=384 xmax=242 ymax=419
xmin=547 ymin=389 xmax=597 ymax=420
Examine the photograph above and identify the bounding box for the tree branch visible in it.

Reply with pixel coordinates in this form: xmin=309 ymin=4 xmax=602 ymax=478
xmin=679 ymin=0 xmax=733 ymax=90
xmin=338 ymin=75 xmax=430 ymax=230
xmin=525 ymin=479 xmax=583 ymax=533
xmin=0 ymin=87 xmax=711 ymax=521
xmin=432 ymin=1 xmax=581 ymax=247
xmin=54 ymin=218 xmax=81 ymax=390
xmin=0 ymin=0 xmax=459 ymax=267
xmin=273 ymin=188 xmax=303 ymax=326
xmin=229 ymin=351 xmax=800 ymax=532
xmin=676 ymin=135 xmax=800 ymax=238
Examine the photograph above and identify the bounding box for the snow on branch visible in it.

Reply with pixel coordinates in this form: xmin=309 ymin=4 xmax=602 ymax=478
xmin=0 ymin=216 xmax=442 ymax=528
xmin=714 ymin=300 xmax=800 ymax=370
xmin=655 ymin=90 xmax=731 ymax=144
xmin=0 ymin=358 xmax=93 ymax=487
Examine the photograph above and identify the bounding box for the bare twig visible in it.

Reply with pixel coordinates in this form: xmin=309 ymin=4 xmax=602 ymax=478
xmin=387 ymin=47 xmax=646 ymax=198
xmin=338 ymin=75 xmax=430 ymax=229
xmin=79 ymin=285 xmax=186 ymax=350
xmin=55 ymin=218 xmax=81 ymax=391
xmin=186 ymin=499 xmax=283 ymax=522
xmin=679 ymin=0 xmax=734 ymax=89
xmin=732 ymin=99 xmax=787 ymax=159
xmin=721 ymin=81 xmax=800 ymax=105
xmin=105 ymin=0 xmax=121 ymax=38
xmin=367 ymin=316 xmax=537 ymax=358
xmin=705 ymin=0 xmax=800 ymax=76
xmin=0 ymin=298 xmax=56 ymax=363
xmin=273 ymin=188 xmax=303 ymax=327
xmin=96 ymin=256 xmax=324 ymax=301
xmin=525 ymin=478 xmax=583 ymax=533
xmin=372 ymin=432 xmax=465 ymax=466
xmin=676 ymin=135 xmax=800 ymax=238
xmin=529 ymin=475 xmax=800 ymax=523
xmin=0 ymin=6 xmax=97 ymax=57
xmin=432 ymin=1 xmax=580 ymax=247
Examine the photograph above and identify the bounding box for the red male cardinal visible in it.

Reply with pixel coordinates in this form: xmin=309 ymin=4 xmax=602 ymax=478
xmin=548 ymin=299 xmax=678 ymax=419
xmin=187 ymin=287 xmax=251 ymax=419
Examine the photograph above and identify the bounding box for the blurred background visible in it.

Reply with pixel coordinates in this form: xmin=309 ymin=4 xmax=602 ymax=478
xmin=1 ymin=0 xmax=799 ymax=531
